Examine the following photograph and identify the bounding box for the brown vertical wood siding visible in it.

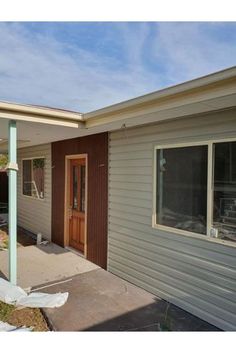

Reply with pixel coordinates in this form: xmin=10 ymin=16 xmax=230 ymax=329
xmin=51 ymin=132 xmax=108 ymax=269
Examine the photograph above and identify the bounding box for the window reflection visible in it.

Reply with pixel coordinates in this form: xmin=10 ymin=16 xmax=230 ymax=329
xmin=213 ymin=142 xmax=236 ymax=242
xmin=80 ymin=165 xmax=86 ymax=213
xmin=156 ymin=146 xmax=208 ymax=235
xmin=72 ymin=166 xmax=78 ymax=209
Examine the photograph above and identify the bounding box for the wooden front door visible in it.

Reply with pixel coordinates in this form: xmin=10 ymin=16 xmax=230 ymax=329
xmin=69 ymin=158 xmax=86 ymax=253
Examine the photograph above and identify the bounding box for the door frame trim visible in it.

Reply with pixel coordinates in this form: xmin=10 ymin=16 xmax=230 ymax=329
xmin=64 ymin=154 xmax=88 ymax=257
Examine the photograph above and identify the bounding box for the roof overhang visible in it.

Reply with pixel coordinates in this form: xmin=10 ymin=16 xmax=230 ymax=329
xmin=0 ymin=102 xmax=85 ymax=153
xmin=0 ymin=101 xmax=83 ymax=128
xmin=0 ymin=66 xmax=235 ymax=153
xmin=84 ymin=66 xmax=236 ymax=131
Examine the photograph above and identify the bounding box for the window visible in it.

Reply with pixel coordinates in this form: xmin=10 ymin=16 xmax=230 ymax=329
xmin=156 ymin=145 xmax=208 ymax=235
xmin=154 ymin=140 xmax=236 ymax=244
xmin=213 ymin=142 xmax=236 ymax=242
xmin=22 ymin=158 xmax=45 ymax=199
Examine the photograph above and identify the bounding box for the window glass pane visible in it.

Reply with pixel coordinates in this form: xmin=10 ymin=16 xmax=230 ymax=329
xmin=156 ymin=145 xmax=208 ymax=234
xmin=23 ymin=160 xmax=32 ymax=196
xmin=72 ymin=166 xmax=78 ymax=209
xmin=213 ymin=141 xmax=236 ymax=242
xmin=80 ymin=165 xmax=86 ymax=212
xmin=32 ymin=158 xmax=45 ymax=199
xmin=23 ymin=158 xmax=45 ymax=199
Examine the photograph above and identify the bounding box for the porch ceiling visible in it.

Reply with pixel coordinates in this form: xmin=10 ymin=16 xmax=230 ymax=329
xmin=0 ymin=119 xmax=80 ymax=152
xmin=0 ymin=100 xmax=86 ymax=152
xmin=0 ymin=117 xmax=108 ymax=153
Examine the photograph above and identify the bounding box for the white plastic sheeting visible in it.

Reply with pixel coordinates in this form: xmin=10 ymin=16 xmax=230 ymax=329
xmin=0 ymin=278 xmax=68 ymax=308
xmin=18 ymin=292 xmax=68 ymax=308
xmin=0 ymin=321 xmax=33 ymax=332
xmin=0 ymin=278 xmax=26 ymax=304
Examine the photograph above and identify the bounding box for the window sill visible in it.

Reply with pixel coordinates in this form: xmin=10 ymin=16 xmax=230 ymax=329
xmin=21 ymin=194 xmax=45 ymax=202
xmin=152 ymin=223 xmax=236 ymax=249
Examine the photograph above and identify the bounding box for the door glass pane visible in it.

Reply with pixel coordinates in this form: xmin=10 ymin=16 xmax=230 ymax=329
xmin=213 ymin=141 xmax=236 ymax=242
xmin=80 ymin=165 xmax=86 ymax=212
xmin=72 ymin=166 xmax=78 ymax=209
xmin=156 ymin=145 xmax=208 ymax=234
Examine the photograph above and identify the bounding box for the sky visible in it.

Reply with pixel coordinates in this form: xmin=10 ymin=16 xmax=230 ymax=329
xmin=0 ymin=22 xmax=235 ymax=113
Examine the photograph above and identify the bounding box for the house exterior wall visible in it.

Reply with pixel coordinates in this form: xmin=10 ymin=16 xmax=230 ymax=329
xmin=108 ymin=108 xmax=236 ymax=331
xmin=51 ymin=132 xmax=108 ymax=269
xmin=17 ymin=143 xmax=52 ymax=240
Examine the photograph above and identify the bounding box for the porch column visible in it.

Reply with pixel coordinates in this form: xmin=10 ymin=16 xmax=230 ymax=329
xmin=8 ymin=120 xmax=18 ymax=285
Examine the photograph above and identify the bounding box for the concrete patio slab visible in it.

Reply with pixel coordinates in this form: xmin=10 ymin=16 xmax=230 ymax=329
xmin=42 ymin=268 xmax=220 ymax=331
xmin=0 ymin=242 xmax=99 ymax=288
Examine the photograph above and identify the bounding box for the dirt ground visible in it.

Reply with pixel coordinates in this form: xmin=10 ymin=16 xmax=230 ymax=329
xmin=0 ymin=228 xmax=48 ymax=331
xmin=0 ymin=300 xmax=49 ymax=331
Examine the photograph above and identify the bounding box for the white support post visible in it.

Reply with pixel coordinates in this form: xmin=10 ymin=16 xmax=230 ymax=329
xmin=8 ymin=120 xmax=18 ymax=285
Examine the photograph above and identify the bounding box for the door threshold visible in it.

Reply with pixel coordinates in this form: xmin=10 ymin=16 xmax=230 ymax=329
xmin=66 ymin=246 xmax=85 ymax=258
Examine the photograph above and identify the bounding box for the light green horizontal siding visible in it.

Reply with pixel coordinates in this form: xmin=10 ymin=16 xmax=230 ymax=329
xmin=108 ymin=108 xmax=236 ymax=331
xmin=110 ymin=188 xmax=152 ymax=201
xmin=17 ymin=143 xmax=52 ymax=240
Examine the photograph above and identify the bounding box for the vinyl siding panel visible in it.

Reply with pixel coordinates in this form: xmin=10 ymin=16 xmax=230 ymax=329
xmin=108 ymin=108 xmax=236 ymax=331
xmin=17 ymin=143 xmax=52 ymax=240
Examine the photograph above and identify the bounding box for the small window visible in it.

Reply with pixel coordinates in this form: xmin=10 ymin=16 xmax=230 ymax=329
xmin=22 ymin=158 xmax=45 ymax=199
xmin=155 ymin=145 xmax=208 ymax=235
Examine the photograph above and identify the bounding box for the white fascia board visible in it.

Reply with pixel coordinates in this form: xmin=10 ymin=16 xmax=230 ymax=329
xmin=84 ymin=66 xmax=236 ymax=128
xmin=85 ymin=66 xmax=236 ymax=118
xmin=0 ymin=101 xmax=83 ymax=121
xmin=0 ymin=110 xmax=84 ymax=128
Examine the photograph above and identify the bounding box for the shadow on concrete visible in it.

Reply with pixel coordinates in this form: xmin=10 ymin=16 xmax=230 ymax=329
xmin=42 ymin=269 xmax=221 ymax=332
xmin=4 ymin=226 xmax=71 ymax=255
xmin=1 ymin=226 xmax=35 ymax=247
xmin=17 ymin=227 xmax=72 ymax=256
xmin=1 ymin=225 xmax=85 ymax=257
xmin=0 ymin=270 xmax=7 ymax=280
xmin=35 ymin=243 xmax=71 ymax=255
xmin=83 ymin=298 xmax=221 ymax=332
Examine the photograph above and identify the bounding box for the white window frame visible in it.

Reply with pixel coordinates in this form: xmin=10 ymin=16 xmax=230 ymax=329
xmin=22 ymin=156 xmax=45 ymax=201
xmin=153 ymin=137 xmax=236 ymax=248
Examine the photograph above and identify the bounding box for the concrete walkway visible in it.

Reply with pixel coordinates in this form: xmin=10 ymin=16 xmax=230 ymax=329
xmin=0 ymin=233 xmax=220 ymax=331
xmin=42 ymin=269 xmax=220 ymax=331
xmin=0 ymin=242 xmax=99 ymax=288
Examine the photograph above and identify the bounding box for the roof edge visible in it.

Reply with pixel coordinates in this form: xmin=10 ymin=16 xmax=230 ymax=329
xmin=0 ymin=101 xmax=83 ymax=122
xmin=84 ymin=66 xmax=236 ymax=121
